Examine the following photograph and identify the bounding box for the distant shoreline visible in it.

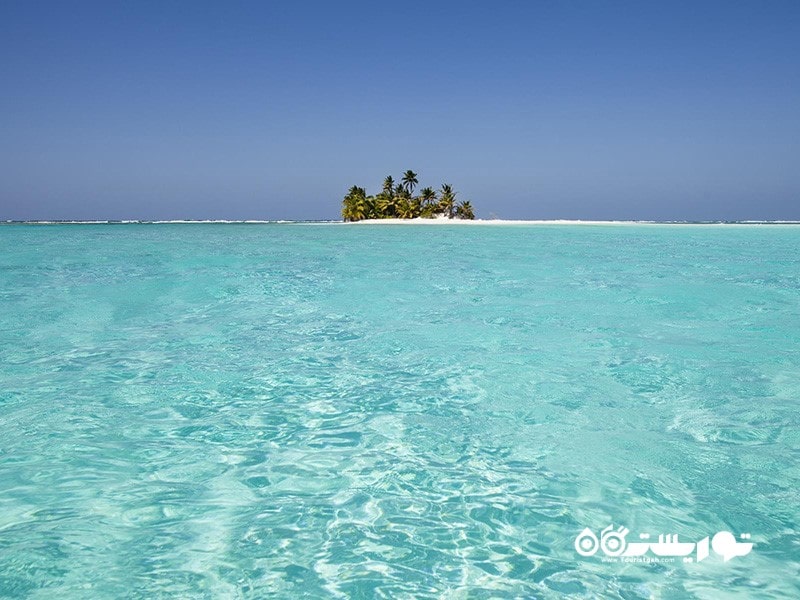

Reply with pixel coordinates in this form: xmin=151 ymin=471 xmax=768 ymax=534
xmin=341 ymin=218 xmax=800 ymax=226
xmin=3 ymin=219 xmax=800 ymax=226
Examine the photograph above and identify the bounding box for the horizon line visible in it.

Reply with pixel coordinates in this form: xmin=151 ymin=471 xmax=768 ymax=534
xmin=3 ymin=219 xmax=800 ymax=226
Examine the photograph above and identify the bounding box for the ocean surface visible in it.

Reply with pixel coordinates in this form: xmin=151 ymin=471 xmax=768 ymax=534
xmin=0 ymin=223 xmax=798 ymax=599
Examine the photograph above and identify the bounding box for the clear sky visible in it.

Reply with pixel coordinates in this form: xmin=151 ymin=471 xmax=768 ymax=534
xmin=1 ymin=1 xmax=798 ymax=221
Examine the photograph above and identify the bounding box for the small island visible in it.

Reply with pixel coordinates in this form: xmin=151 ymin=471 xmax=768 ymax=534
xmin=341 ymin=170 xmax=475 ymax=221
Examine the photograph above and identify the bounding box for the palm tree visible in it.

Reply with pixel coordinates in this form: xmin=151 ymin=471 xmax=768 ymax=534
xmin=342 ymin=202 xmax=355 ymax=221
xmin=342 ymin=185 xmax=369 ymax=221
xmin=455 ymin=200 xmax=475 ymax=220
xmin=438 ymin=183 xmax=456 ymax=218
xmin=417 ymin=187 xmax=437 ymax=218
xmin=385 ymin=193 xmax=401 ymax=217
xmin=341 ymin=185 xmax=358 ymax=221
xmin=374 ymin=194 xmax=389 ymax=217
xmin=382 ymin=176 xmax=395 ymax=196
xmin=351 ymin=186 xmax=368 ymax=220
xmin=363 ymin=195 xmax=377 ymax=219
xmin=401 ymin=170 xmax=418 ymax=194
xmin=419 ymin=187 xmax=436 ymax=207
xmin=397 ymin=198 xmax=417 ymax=219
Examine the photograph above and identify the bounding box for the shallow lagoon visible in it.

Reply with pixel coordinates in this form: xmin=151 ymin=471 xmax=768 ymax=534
xmin=1 ymin=223 xmax=798 ymax=598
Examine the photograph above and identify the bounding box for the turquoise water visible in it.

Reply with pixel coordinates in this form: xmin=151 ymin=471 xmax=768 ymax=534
xmin=1 ymin=223 xmax=798 ymax=599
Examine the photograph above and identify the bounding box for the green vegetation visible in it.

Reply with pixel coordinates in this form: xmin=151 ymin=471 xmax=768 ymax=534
xmin=341 ymin=170 xmax=475 ymax=221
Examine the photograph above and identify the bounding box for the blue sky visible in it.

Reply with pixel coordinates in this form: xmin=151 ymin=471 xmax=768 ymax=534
xmin=1 ymin=1 xmax=798 ymax=220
